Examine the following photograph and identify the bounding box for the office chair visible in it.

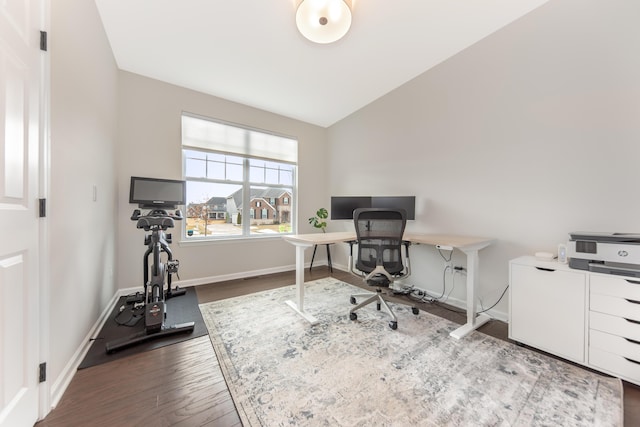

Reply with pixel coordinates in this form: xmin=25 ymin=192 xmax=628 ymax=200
xmin=348 ymin=208 xmax=419 ymax=330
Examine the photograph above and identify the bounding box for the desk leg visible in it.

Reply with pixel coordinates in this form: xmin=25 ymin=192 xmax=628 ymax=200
xmin=449 ymin=248 xmax=491 ymax=339
xmin=326 ymin=244 xmax=333 ymax=273
xmin=285 ymin=243 xmax=319 ymax=325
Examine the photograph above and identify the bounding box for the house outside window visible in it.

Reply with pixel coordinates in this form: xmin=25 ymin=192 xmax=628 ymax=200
xmin=182 ymin=113 xmax=297 ymax=239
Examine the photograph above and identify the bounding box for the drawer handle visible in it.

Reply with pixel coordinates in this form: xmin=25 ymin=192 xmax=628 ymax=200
xmin=626 ymin=337 xmax=640 ymax=345
xmin=624 ymin=357 xmax=640 ymax=366
xmin=535 ymin=267 xmax=555 ymax=272
xmin=627 ymin=279 xmax=640 ymax=285
xmin=625 ymin=298 xmax=640 ymax=305
xmin=625 ymin=318 xmax=640 ymax=325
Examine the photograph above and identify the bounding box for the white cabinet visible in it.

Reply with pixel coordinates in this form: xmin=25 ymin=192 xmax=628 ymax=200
xmin=509 ymin=256 xmax=587 ymax=363
xmin=509 ymin=255 xmax=640 ymax=385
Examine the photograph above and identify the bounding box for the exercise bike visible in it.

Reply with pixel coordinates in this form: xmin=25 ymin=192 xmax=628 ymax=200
xmin=105 ymin=207 xmax=195 ymax=353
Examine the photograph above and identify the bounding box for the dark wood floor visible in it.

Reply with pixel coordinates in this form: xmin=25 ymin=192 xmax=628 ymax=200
xmin=37 ymin=267 xmax=639 ymax=426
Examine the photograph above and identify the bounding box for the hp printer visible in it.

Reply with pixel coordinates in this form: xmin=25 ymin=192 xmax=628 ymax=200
xmin=568 ymin=232 xmax=640 ymax=278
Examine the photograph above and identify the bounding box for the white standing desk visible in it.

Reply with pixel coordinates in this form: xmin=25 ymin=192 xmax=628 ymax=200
xmin=282 ymin=231 xmax=496 ymax=339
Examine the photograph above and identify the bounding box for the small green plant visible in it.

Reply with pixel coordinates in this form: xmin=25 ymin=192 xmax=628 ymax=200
xmin=279 ymin=224 xmax=291 ymax=233
xmin=308 ymin=207 xmax=328 ymax=233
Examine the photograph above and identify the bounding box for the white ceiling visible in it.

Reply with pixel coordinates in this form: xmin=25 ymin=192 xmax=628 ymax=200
xmin=94 ymin=0 xmax=550 ymax=128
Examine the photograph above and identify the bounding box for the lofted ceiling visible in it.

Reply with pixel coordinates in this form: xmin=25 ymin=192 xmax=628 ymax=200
xmin=95 ymin=0 xmax=550 ymax=128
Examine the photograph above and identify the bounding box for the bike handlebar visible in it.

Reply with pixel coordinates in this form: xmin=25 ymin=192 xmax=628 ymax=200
xmin=131 ymin=208 xmax=183 ymax=221
xmin=132 ymin=209 xmax=183 ymax=231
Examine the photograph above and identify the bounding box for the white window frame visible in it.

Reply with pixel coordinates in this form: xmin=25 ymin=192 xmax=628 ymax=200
xmin=181 ymin=113 xmax=298 ymax=241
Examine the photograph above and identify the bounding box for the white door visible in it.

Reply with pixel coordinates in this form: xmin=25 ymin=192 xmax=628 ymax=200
xmin=0 ymin=0 xmax=44 ymax=425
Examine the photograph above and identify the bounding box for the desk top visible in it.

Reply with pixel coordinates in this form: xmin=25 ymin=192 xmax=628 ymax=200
xmin=283 ymin=231 xmax=495 ymax=251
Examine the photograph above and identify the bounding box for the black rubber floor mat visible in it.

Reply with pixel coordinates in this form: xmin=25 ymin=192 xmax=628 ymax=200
xmin=78 ymin=287 xmax=207 ymax=369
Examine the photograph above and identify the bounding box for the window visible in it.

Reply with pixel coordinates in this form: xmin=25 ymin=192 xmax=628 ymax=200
xmin=182 ymin=113 xmax=297 ymax=239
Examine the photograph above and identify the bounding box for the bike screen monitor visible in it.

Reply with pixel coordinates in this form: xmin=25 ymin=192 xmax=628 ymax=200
xmin=129 ymin=176 xmax=186 ymax=209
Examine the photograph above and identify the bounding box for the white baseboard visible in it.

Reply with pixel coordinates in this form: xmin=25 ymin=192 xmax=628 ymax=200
xmin=174 ymin=263 xmax=297 ymax=288
xmin=411 ymin=290 xmax=508 ymax=324
xmin=49 ymin=289 xmax=123 ymax=409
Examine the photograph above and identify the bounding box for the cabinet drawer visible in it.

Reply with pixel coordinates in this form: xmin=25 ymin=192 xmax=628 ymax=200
xmin=590 ymin=293 xmax=640 ymax=322
xmin=591 ymin=274 xmax=640 ymax=300
xmin=590 ymin=329 xmax=640 ymax=362
xmin=590 ymin=311 xmax=640 ymax=341
xmin=589 ymin=332 xmax=640 ymax=385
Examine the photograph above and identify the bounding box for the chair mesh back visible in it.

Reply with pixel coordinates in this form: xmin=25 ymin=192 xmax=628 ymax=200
xmin=354 ymin=208 xmax=407 ymax=275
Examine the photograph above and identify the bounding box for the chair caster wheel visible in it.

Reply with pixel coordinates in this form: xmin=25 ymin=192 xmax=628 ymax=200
xmin=350 ymin=312 xmax=357 ymax=321
xmin=376 ymin=303 xmax=381 ymax=311
xmin=412 ymin=307 xmax=419 ymax=315
xmin=350 ymin=296 xmax=356 ymax=305
xmin=389 ymin=321 xmax=398 ymax=330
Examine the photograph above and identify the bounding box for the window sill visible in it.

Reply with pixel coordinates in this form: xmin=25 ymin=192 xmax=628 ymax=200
xmin=178 ymin=234 xmax=292 ymax=247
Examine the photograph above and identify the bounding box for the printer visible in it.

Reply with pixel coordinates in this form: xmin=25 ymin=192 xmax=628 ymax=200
xmin=568 ymin=232 xmax=640 ymax=278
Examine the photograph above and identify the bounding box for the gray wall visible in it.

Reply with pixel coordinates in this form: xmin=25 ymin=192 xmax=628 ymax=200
xmin=327 ymin=0 xmax=640 ymax=318
xmin=116 ymin=72 xmax=328 ymax=290
xmin=50 ymin=0 xmax=118 ymax=393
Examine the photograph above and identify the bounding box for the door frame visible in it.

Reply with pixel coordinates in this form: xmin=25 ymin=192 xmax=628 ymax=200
xmin=37 ymin=0 xmax=51 ymax=418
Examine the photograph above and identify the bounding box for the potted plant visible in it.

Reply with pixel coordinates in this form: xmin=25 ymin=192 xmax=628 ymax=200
xmin=308 ymin=207 xmax=328 ymax=233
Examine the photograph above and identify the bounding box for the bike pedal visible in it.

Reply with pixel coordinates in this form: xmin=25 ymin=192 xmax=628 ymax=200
xmin=125 ymin=292 xmax=144 ymax=304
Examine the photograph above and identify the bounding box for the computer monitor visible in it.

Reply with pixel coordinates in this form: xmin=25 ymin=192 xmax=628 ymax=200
xmin=372 ymin=196 xmax=416 ymax=220
xmin=129 ymin=176 xmax=186 ymax=208
xmin=330 ymin=197 xmax=372 ymax=220
xmin=330 ymin=196 xmax=415 ymax=220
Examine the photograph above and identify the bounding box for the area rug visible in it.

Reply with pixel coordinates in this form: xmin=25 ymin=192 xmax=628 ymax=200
xmin=199 ymin=278 xmax=623 ymax=426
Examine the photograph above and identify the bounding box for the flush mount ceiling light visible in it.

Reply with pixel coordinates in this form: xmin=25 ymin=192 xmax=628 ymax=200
xmin=296 ymin=0 xmax=352 ymax=44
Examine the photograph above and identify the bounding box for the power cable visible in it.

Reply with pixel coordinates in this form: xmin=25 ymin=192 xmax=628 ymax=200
xmin=477 ymin=284 xmax=509 ymax=314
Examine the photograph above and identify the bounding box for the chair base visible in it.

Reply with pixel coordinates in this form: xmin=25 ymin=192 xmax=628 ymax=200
xmin=349 ymin=288 xmax=419 ymax=330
